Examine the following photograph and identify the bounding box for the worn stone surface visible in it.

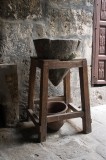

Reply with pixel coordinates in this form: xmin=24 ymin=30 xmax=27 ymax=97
xmin=34 ymin=38 xmax=80 ymax=85
xmin=46 ymin=0 xmax=93 ymax=38
xmin=32 ymin=21 xmax=47 ymax=39
xmin=0 ymin=105 xmax=106 ymax=160
xmin=34 ymin=38 xmax=80 ymax=60
xmin=0 ymin=0 xmax=42 ymax=20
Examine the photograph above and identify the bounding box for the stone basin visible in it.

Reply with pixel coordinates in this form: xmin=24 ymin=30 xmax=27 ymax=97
xmin=33 ymin=38 xmax=80 ymax=86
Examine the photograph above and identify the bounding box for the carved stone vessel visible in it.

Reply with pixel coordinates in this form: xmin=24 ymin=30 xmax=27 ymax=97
xmin=33 ymin=38 xmax=80 ymax=86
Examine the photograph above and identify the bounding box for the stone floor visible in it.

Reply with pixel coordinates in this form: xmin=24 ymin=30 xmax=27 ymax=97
xmin=0 ymin=105 xmax=106 ymax=160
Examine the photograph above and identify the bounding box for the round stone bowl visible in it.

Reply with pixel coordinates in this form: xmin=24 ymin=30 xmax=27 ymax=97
xmin=33 ymin=38 xmax=80 ymax=86
xmin=47 ymin=101 xmax=68 ymax=132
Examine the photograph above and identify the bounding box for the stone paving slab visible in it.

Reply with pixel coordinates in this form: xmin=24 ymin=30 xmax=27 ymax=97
xmin=0 ymin=105 xmax=106 ymax=160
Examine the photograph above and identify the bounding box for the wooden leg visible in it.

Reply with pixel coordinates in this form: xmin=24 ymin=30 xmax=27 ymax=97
xmin=64 ymin=71 xmax=71 ymax=105
xmin=79 ymin=59 xmax=92 ymax=133
xmin=28 ymin=58 xmax=36 ymax=111
xmin=38 ymin=62 xmax=49 ymax=142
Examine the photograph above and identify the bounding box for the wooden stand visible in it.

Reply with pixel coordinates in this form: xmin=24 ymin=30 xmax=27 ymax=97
xmin=27 ymin=57 xmax=92 ymax=142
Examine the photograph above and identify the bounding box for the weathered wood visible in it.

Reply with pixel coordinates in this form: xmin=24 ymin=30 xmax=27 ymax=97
xmin=79 ymin=59 xmax=92 ymax=133
xmin=47 ymin=111 xmax=84 ymax=123
xmin=31 ymin=57 xmax=83 ymax=69
xmin=92 ymin=0 xmax=106 ymax=85
xmin=68 ymin=103 xmax=80 ymax=112
xmin=47 ymin=59 xmax=83 ymax=69
xmin=38 ymin=61 xmax=49 ymax=142
xmin=27 ymin=109 xmax=39 ymax=125
xmin=28 ymin=58 xmax=36 ymax=110
xmin=0 ymin=64 xmax=18 ymax=127
xmin=64 ymin=71 xmax=71 ymax=104
xmin=27 ymin=58 xmax=92 ymax=142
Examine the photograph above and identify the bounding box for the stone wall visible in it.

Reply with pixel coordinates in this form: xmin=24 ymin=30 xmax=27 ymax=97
xmin=1 ymin=0 xmax=105 ymax=121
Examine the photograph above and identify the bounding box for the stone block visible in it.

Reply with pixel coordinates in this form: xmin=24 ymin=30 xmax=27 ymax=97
xmin=0 ymin=0 xmax=42 ymax=20
xmin=48 ymin=0 xmax=94 ymax=8
xmin=58 ymin=9 xmax=77 ymax=37
xmin=33 ymin=22 xmax=47 ymax=39
xmin=0 ymin=20 xmax=33 ymax=60
xmin=48 ymin=0 xmax=69 ymax=8
xmin=46 ymin=7 xmax=59 ymax=37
